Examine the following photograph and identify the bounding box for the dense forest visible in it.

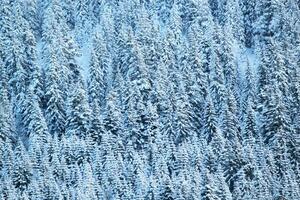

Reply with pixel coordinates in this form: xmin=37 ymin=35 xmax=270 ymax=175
xmin=0 ymin=0 xmax=299 ymax=199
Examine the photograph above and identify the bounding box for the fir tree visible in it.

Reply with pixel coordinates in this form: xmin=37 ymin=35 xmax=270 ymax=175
xmin=241 ymin=0 xmax=256 ymax=47
xmin=200 ymin=164 xmax=220 ymax=200
xmin=13 ymin=140 xmax=32 ymax=192
xmin=202 ymin=95 xmax=221 ymax=144
xmin=66 ymin=83 xmax=91 ymax=138
xmin=0 ymin=67 xmax=15 ymax=143
xmin=44 ymin=53 xmax=66 ymax=136
xmin=88 ymin=30 xmax=110 ymax=109
xmin=22 ymin=87 xmax=49 ymax=144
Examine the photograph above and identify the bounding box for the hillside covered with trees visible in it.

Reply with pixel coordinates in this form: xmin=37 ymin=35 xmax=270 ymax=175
xmin=0 ymin=0 xmax=299 ymax=199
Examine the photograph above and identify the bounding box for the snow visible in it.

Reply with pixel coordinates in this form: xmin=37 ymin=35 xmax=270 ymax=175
xmin=36 ymin=41 xmax=44 ymax=72
xmin=3 ymin=1 xmax=299 ymax=199
xmin=237 ymin=47 xmax=259 ymax=76
xmin=76 ymin=36 xmax=93 ymax=86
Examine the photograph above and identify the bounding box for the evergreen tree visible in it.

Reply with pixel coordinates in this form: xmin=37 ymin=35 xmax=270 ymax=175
xmin=0 ymin=66 xmax=15 ymax=143
xmin=243 ymin=100 xmax=257 ymax=144
xmin=13 ymin=140 xmax=32 ymax=192
xmin=202 ymin=95 xmax=221 ymax=145
xmin=242 ymin=64 xmax=256 ymax=118
xmin=23 ymin=29 xmax=43 ymax=101
xmin=89 ymin=100 xmax=105 ymax=145
xmin=260 ymin=85 xmax=295 ymax=160
xmin=23 ymin=0 xmax=38 ymax=35
xmin=62 ymin=0 xmax=76 ymax=29
xmin=66 ymin=83 xmax=91 ymax=138
xmin=209 ymin=43 xmax=226 ymax=115
xmin=75 ymin=0 xmax=92 ymax=44
xmin=81 ymin=160 xmax=98 ymax=199
xmin=222 ymin=89 xmax=241 ymax=143
xmin=254 ymin=0 xmax=282 ymax=45
xmin=173 ymin=89 xmax=194 ymax=144
xmin=215 ymin=165 xmax=233 ymax=200
xmin=223 ymin=0 xmax=244 ymax=43
xmin=22 ymin=87 xmax=49 ymax=144
xmin=88 ymin=30 xmax=110 ymax=109
xmin=241 ymin=0 xmax=256 ymax=47
xmin=187 ymin=46 xmax=208 ymax=136
xmin=44 ymin=53 xmax=66 ymax=136
xmin=200 ymin=164 xmax=220 ymax=200
xmin=158 ymin=173 xmax=175 ymax=200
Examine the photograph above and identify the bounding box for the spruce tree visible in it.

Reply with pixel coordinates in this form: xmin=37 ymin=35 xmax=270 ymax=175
xmin=200 ymin=164 xmax=220 ymax=200
xmin=88 ymin=30 xmax=110 ymax=109
xmin=202 ymin=95 xmax=220 ymax=144
xmin=13 ymin=140 xmax=32 ymax=192
xmin=241 ymin=0 xmax=256 ymax=47
xmin=44 ymin=53 xmax=66 ymax=136
xmin=66 ymin=83 xmax=91 ymax=138
xmin=0 ymin=67 xmax=15 ymax=143
xmin=22 ymin=87 xmax=49 ymax=144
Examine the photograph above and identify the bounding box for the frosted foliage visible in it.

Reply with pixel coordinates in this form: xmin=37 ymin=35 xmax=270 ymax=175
xmin=0 ymin=0 xmax=299 ymax=199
